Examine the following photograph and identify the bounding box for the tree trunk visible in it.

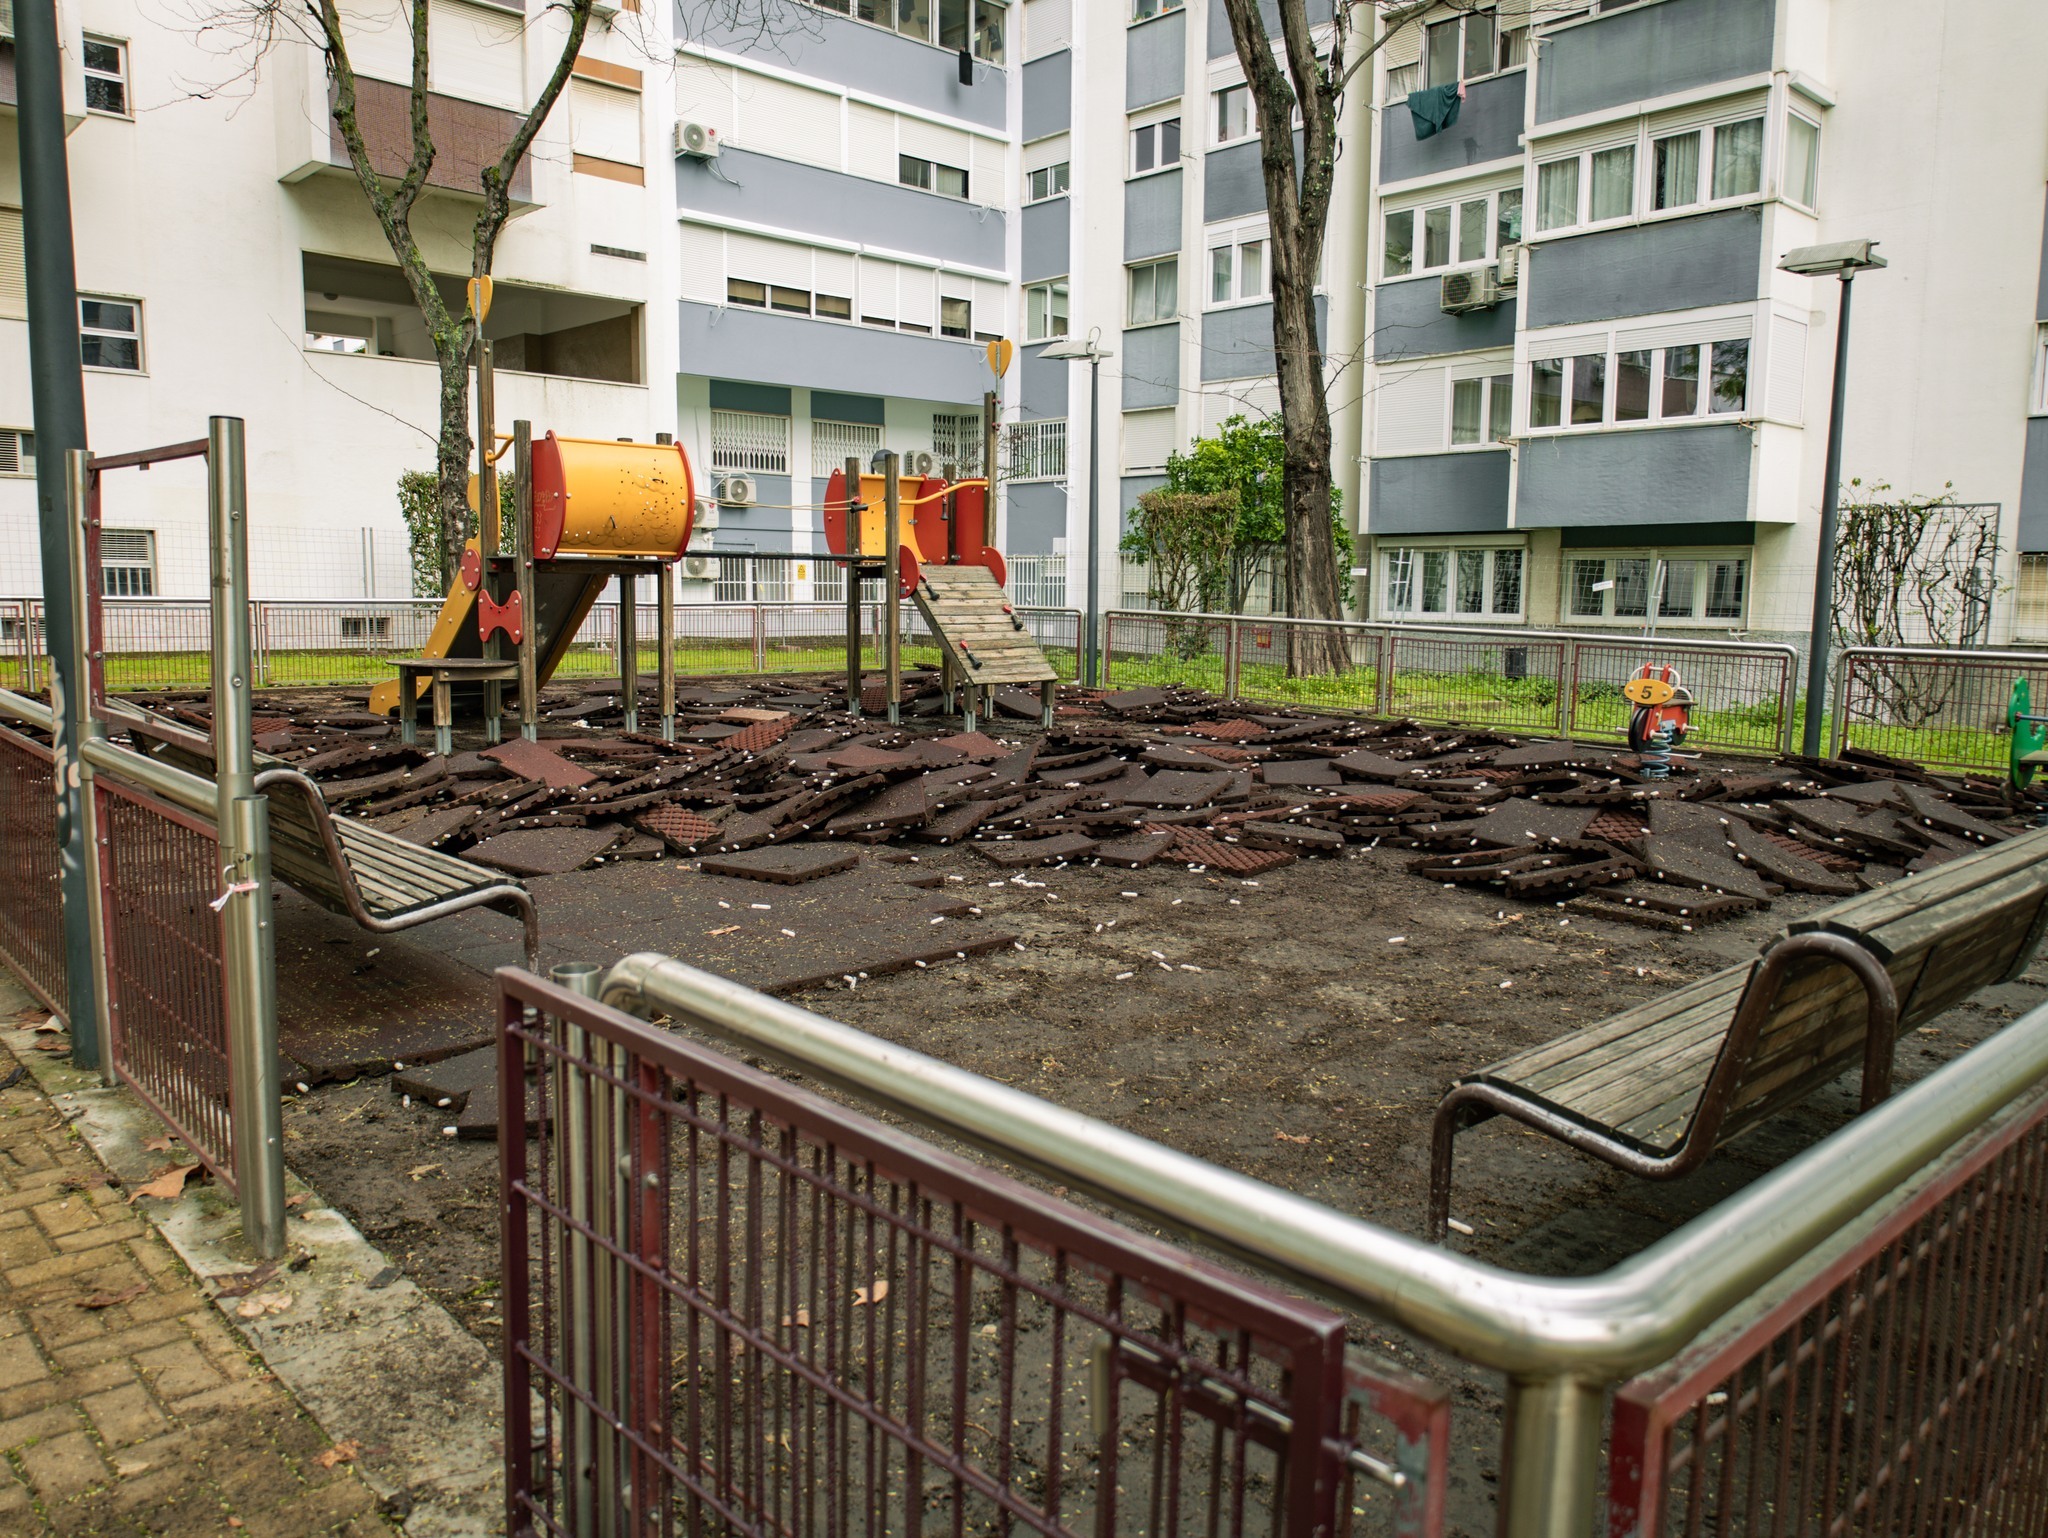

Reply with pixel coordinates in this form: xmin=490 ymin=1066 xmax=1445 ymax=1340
xmin=1270 ymin=279 xmax=1349 ymax=675
xmin=435 ymin=352 xmax=475 ymax=582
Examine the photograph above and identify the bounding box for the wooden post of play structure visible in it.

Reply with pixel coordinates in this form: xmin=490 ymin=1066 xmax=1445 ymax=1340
xmin=842 ymin=456 xmax=862 ymax=716
xmin=656 ymin=563 xmax=675 ymax=741
xmin=617 ymin=572 xmax=639 ymax=733
xmin=881 ymin=451 xmax=903 ymax=727
xmin=476 ymin=339 xmax=504 ymax=744
xmin=513 ymin=419 xmax=538 ymax=742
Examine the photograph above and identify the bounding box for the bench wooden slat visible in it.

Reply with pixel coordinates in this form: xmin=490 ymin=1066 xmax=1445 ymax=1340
xmin=1785 ymin=827 xmax=2048 ymax=938
xmin=1479 ymin=968 xmax=1748 ymax=1084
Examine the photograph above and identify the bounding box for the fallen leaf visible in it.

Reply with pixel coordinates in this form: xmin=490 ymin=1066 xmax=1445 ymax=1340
xmin=852 ymin=1278 xmax=890 ymax=1307
xmin=213 ymin=1263 xmax=279 ymax=1300
xmin=142 ymin=1136 xmax=180 ymax=1153
xmin=406 ymin=1164 xmax=442 ymax=1182
xmin=706 ymin=925 xmax=741 ymax=937
xmin=314 ymin=1440 xmax=361 ymax=1470
xmin=128 ymin=1164 xmax=201 ymax=1204
xmin=234 ymin=1292 xmax=293 ymax=1319
xmin=33 ymin=1037 xmax=67 ymax=1052
xmin=79 ymin=1281 xmax=148 ymax=1311
xmin=114 ymin=1460 xmax=151 ymax=1478
xmin=1274 ymin=1131 xmax=1312 ymax=1145
xmin=781 ymin=1308 xmax=811 ymax=1328
xmin=227 ymin=1520 xmax=245 ymax=1530
xmin=285 ymin=1194 xmax=309 ymax=1209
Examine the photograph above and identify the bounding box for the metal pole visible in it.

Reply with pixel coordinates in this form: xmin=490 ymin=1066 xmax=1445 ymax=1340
xmin=62 ymin=452 xmax=111 ymax=1083
xmin=208 ymin=418 xmax=285 ymax=1261
xmin=19 ymin=0 xmax=97 ymax=1061
xmin=550 ymin=961 xmax=604 ymax=1537
xmin=1802 ymin=273 xmax=1856 ymax=758
xmin=882 ymin=452 xmax=902 ymax=726
xmin=843 ymin=457 xmax=863 ymax=714
xmin=617 ymin=575 xmax=639 ymax=733
xmin=1084 ymin=356 xmax=1102 ymax=688
xmin=514 ymin=421 xmax=538 ymax=742
xmin=1497 ymin=1375 xmax=1606 ymax=1538
xmin=657 ymin=562 xmax=675 ymax=741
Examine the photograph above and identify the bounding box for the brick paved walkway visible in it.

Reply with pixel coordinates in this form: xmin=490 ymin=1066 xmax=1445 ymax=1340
xmin=0 ymin=1043 xmax=393 ymax=1535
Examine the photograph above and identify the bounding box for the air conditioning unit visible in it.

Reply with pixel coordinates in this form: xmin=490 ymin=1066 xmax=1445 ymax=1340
xmin=693 ymin=497 xmax=721 ymax=532
xmin=715 ymin=473 xmax=756 ymax=506
xmin=1495 ymin=244 xmax=1521 ymax=287
xmin=675 ymin=121 xmax=722 ymax=159
xmin=1440 ymin=266 xmax=1506 ymax=314
xmin=904 ymin=450 xmax=936 ymax=476
xmin=683 ymin=554 xmax=720 ymax=581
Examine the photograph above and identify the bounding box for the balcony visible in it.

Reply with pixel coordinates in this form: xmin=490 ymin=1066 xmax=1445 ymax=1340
xmin=280 ymin=67 xmax=536 ymax=210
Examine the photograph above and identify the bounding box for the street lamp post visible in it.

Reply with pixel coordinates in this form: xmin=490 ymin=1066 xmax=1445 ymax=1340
xmin=1042 ymin=330 xmax=1114 ymax=687
xmin=1778 ymin=239 xmax=1886 ymax=758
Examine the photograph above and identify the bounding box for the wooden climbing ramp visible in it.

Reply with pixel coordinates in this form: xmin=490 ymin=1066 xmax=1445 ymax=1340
xmin=911 ymin=564 xmax=1058 ymax=730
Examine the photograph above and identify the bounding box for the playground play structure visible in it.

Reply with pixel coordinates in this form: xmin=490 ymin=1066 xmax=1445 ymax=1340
xmin=370 ymin=414 xmax=1058 ymax=750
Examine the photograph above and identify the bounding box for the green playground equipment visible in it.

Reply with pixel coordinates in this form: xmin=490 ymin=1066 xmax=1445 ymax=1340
xmin=2009 ymin=676 xmax=2048 ymax=789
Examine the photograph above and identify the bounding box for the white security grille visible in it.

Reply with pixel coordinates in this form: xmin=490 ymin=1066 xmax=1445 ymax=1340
xmin=1005 ymin=420 xmax=1067 ymax=481
xmin=1004 ymin=553 xmax=1066 ymax=609
xmin=932 ymin=412 xmax=982 ymax=474
xmin=711 ymin=410 xmax=791 ymax=473
xmin=812 ymin=419 xmax=883 ymax=477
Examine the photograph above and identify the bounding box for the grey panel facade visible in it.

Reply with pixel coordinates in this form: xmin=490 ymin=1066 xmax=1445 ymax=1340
xmin=1019 ymin=344 xmax=1068 ymax=418
xmin=1126 ymin=11 xmax=1185 ymax=108
xmin=1523 ymin=207 xmax=1763 ymax=329
xmin=709 ymin=380 xmax=790 ymax=414
xmin=811 ymin=390 xmax=884 ymax=425
xmin=686 ymin=5 xmax=1007 ymax=130
xmin=1203 ymin=140 xmax=1264 ymax=223
xmin=1207 ymin=0 xmax=1331 ymax=58
xmin=1515 ymin=424 xmax=1753 ymax=528
xmin=1371 ymin=275 xmax=1516 ymax=361
xmin=1535 ymin=0 xmax=1774 ymax=124
xmin=1378 ymin=69 xmax=1525 ymax=185
xmin=1022 ymin=51 xmax=1071 ymax=141
xmin=1121 ymin=324 xmax=1180 ymax=409
xmin=679 ymin=149 xmax=1005 ymax=270
xmin=681 ymin=303 xmax=988 ymax=404
xmin=1369 ymin=451 xmax=1511 ymax=535
xmin=1124 ymin=170 xmax=1182 ymax=261
xmin=1200 ymin=297 xmax=1325 ymax=382
xmin=1022 ymin=197 xmax=1071 ymax=281
xmin=1121 ymin=475 xmax=1168 ymax=533
xmin=1006 ymin=482 xmax=1067 ymax=554
xmin=709 ymin=474 xmax=797 ymax=550
xmin=2021 ymin=417 xmax=2048 ymax=553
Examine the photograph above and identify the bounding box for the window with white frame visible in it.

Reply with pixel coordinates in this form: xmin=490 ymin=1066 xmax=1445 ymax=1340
xmin=711 ymin=409 xmax=791 ymax=473
xmin=84 ymin=37 xmax=129 ymax=116
xmin=940 ymin=295 xmax=972 ymax=338
xmin=1565 ymin=553 xmax=1748 ymax=624
xmin=900 ymin=154 xmax=969 ymax=200
xmin=1213 ymin=83 xmax=1254 ymax=144
xmin=932 ymin=412 xmax=983 ymax=473
xmin=1537 ymin=113 xmax=1766 ymax=234
xmin=80 ymin=296 xmax=142 ymax=371
xmin=1026 ymin=161 xmax=1070 ymax=201
xmin=726 ymin=277 xmax=853 ymax=322
xmin=1423 ymin=10 xmax=1501 ymax=87
xmin=1026 ymin=278 xmax=1069 ymax=341
xmin=1127 ymin=256 xmax=1178 ymax=326
xmin=0 ymin=429 xmax=35 ymax=478
xmin=101 ymin=529 xmax=156 ymax=598
xmin=1006 ymin=419 xmax=1067 ymax=480
xmin=1130 ymin=115 xmax=1181 ymax=176
xmin=1133 ymin=0 xmax=1180 ymax=19
xmin=1527 ymin=330 xmax=1750 ymax=431
xmin=1381 ymin=544 xmax=1525 ymax=620
xmin=2034 ymin=322 xmax=2048 ymax=415
xmin=1450 ymin=373 xmax=1515 ymax=446
xmin=1783 ymin=112 xmax=1820 ymax=210
xmin=1207 ymin=228 xmax=1268 ymax=307
xmin=1382 ymin=185 xmax=1521 ymax=278
xmin=812 ymin=418 xmax=883 ymax=477
xmin=809 ymin=0 xmax=1006 ymax=61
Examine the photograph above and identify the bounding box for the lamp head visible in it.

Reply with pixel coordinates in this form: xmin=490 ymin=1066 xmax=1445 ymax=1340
xmin=1778 ymin=239 xmax=1887 ymax=277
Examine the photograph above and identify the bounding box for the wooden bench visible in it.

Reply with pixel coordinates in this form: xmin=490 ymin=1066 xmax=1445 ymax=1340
xmin=123 ymin=713 xmax=538 ymax=969
xmin=1427 ymin=824 xmax=2048 ymax=1241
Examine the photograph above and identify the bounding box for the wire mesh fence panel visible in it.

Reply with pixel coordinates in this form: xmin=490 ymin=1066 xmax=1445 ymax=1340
xmin=762 ymin=604 xmax=865 ymax=674
xmin=1608 ymin=1082 xmax=2048 ymax=1538
xmin=96 ymin=601 xmax=215 ymax=693
xmin=0 ymin=601 xmax=29 ymax=691
xmin=1103 ymin=612 xmax=1237 ymax=696
xmin=96 ymin=773 xmax=235 ymax=1191
xmin=0 ymin=724 xmax=65 ymax=1017
xmin=1834 ymin=648 xmax=2044 ymax=775
xmin=1567 ymin=640 xmax=1793 ymax=759
xmin=1235 ymin=619 xmax=1384 ymax=714
xmin=497 ymin=972 xmax=1449 ymax=1538
xmin=553 ymin=603 xmax=621 ymax=682
xmin=253 ymin=602 xmax=443 ymax=688
xmin=1018 ymin=608 xmax=1081 ymax=682
xmin=1385 ymin=629 xmax=1567 ymax=733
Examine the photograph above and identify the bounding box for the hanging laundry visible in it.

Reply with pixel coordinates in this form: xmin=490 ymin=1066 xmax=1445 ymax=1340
xmin=1407 ymin=83 xmax=1462 ymax=140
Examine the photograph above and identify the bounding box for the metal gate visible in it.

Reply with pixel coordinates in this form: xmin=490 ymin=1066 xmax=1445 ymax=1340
xmin=0 ymin=721 xmax=66 ymax=1015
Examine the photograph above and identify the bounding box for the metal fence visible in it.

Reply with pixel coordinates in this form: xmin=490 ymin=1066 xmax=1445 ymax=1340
xmin=498 ymin=967 xmax=1450 ymax=1537
xmin=1831 ymin=645 xmax=2044 ymax=775
xmin=0 ymin=722 xmax=65 ymax=1016
xmin=1608 ymin=1074 xmax=2048 ymax=1537
xmin=1103 ymin=611 xmax=1798 ymax=757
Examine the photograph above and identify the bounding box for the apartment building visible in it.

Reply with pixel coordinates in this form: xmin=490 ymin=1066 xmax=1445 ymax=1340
xmin=0 ymin=0 xmax=673 ymax=603
xmin=1358 ymin=0 xmax=2048 ymax=646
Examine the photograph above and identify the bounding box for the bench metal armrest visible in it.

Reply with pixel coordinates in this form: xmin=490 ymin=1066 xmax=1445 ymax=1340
xmin=252 ymin=767 xmax=540 ymax=970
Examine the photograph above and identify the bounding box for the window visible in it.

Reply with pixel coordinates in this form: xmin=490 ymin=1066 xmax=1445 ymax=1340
xmin=1208 ymin=234 xmax=1266 ymax=305
xmin=940 ymin=296 xmax=972 ymax=338
xmin=1127 ymin=257 xmax=1177 ymax=326
xmin=101 ymin=530 xmax=155 ymax=598
xmin=710 ymin=409 xmax=791 ymax=473
xmin=1130 ymin=116 xmax=1181 ymax=175
xmin=1652 ymin=131 xmax=1700 ymax=210
xmin=1424 ymin=9 xmax=1497 ymax=87
xmin=770 ymin=285 xmax=811 ymax=314
xmin=1133 ymin=0 xmax=1181 ymax=16
xmin=84 ymin=38 xmax=129 ymax=116
xmin=0 ymin=430 xmax=35 ymax=478
xmin=900 ymin=155 xmax=969 ymax=199
xmin=1784 ymin=114 xmax=1820 ymax=209
xmin=1385 ymin=62 xmax=1419 ymax=102
xmin=1214 ymin=84 xmax=1253 ymax=143
xmin=1383 ymin=186 xmax=1520 ymax=277
xmin=1006 ymin=419 xmax=1067 ymax=480
xmin=1026 ymin=278 xmax=1069 ymax=341
xmin=339 ymin=615 xmax=394 ymax=641
xmin=1536 ymin=157 xmax=1579 ymax=232
xmin=728 ymin=279 xmax=766 ymax=308
xmin=1527 ymin=333 xmax=1745 ymax=432
xmin=2035 ymin=323 xmax=2048 ymax=415
xmin=1711 ymin=117 xmax=1764 ymax=200
xmin=813 ymin=417 xmax=884 ymax=477
xmin=1589 ymin=145 xmax=1635 ymax=222
xmin=1026 ymin=161 xmax=1070 ymax=202
xmin=1705 ymin=559 xmax=1746 ymax=619
xmin=821 ymin=0 xmax=1004 ymax=57
xmin=1564 ymin=554 xmax=1750 ymax=624
xmin=1663 ymin=344 xmax=1700 ymax=417
xmin=1530 ymin=357 xmax=1564 ymax=428
xmin=932 ymin=412 xmax=982 ymax=474
xmin=729 ymin=278 xmax=849 ymax=323
xmin=1450 ymin=373 xmax=1513 ymax=446
xmin=1381 ymin=545 xmax=1527 ymax=618
xmin=1569 ymin=352 xmax=1605 ymax=425
xmin=80 ymin=296 xmax=142 ymax=371
xmin=1709 ymin=338 xmax=1749 ymax=414
xmin=816 ymin=293 xmax=853 ymax=320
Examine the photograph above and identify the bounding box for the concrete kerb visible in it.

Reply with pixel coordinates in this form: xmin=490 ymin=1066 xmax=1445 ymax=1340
xmin=0 ymin=989 xmax=501 ymax=1537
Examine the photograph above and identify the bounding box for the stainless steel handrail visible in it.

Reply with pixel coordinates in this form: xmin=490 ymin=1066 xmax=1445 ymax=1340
xmin=599 ymin=949 xmax=2048 ymax=1536
xmin=0 ymin=687 xmax=215 ymax=818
